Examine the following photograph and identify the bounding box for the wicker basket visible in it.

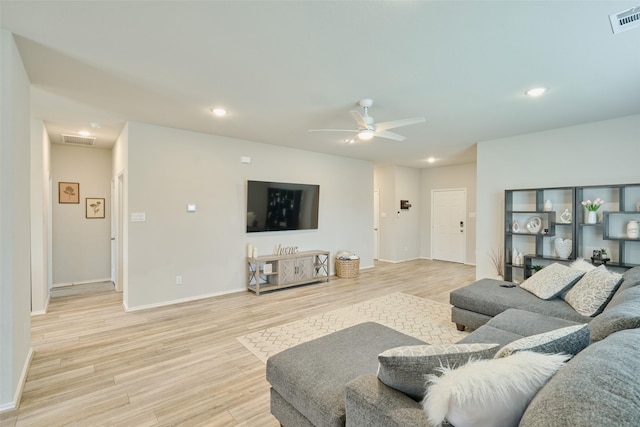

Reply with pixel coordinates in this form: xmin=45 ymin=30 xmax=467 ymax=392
xmin=335 ymin=258 xmax=360 ymax=278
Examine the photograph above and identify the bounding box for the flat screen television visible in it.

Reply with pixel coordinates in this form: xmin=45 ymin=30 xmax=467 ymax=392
xmin=246 ymin=180 xmax=319 ymax=232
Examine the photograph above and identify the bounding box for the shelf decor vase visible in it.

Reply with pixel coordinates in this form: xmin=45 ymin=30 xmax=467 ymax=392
xmin=586 ymin=211 xmax=598 ymax=224
xmin=554 ymin=238 xmax=572 ymax=259
xmin=627 ymin=221 xmax=639 ymax=239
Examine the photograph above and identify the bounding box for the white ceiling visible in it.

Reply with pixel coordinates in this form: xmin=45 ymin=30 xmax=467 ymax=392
xmin=2 ymin=1 xmax=639 ymax=168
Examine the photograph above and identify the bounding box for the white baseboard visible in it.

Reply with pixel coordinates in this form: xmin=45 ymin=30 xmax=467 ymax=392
xmin=0 ymin=347 xmax=33 ymax=414
xmin=124 ymin=288 xmax=244 ymax=312
xmin=31 ymin=294 xmax=50 ymax=316
xmin=51 ymin=278 xmax=112 ymax=288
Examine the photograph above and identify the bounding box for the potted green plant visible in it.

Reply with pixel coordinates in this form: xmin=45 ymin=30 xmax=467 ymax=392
xmin=531 ymin=265 xmax=543 ymax=274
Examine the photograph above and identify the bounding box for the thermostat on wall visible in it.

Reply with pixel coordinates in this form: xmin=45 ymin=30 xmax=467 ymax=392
xmin=187 ymin=204 xmax=196 ymax=213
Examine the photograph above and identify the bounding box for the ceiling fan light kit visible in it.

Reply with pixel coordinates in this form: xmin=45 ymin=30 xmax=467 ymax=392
xmin=525 ymin=87 xmax=548 ymax=97
xmin=309 ymin=98 xmax=425 ymax=142
xmin=358 ymin=129 xmax=375 ymax=140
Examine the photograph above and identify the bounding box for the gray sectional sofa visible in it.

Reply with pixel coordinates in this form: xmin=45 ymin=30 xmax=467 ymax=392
xmin=266 ymin=266 xmax=640 ymax=427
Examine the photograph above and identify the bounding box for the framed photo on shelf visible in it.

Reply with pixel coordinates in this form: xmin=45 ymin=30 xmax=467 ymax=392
xmin=58 ymin=182 xmax=79 ymax=204
xmin=86 ymin=198 xmax=105 ymax=219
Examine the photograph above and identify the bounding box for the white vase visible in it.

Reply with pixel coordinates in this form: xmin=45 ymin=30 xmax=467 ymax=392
xmin=544 ymin=200 xmax=553 ymax=212
xmin=554 ymin=238 xmax=572 ymax=259
xmin=587 ymin=211 xmax=597 ymax=224
xmin=627 ymin=221 xmax=639 ymax=239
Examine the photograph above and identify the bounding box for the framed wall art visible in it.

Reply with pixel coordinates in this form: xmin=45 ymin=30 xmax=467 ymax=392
xmin=58 ymin=182 xmax=79 ymax=204
xmin=86 ymin=198 xmax=105 ymax=219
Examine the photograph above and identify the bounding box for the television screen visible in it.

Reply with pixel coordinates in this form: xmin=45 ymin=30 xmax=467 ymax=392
xmin=246 ymin=180 xmax=319 ymax=232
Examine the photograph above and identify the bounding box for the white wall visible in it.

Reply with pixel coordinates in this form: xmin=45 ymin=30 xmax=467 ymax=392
xmin=0 ymin=29 xmax=32 ymax=412
xmin=420 ymin=163 xmax=477 ymax=264
xmin=476 ymin=114 xmax=640 ymax=280
xmin=395 ymin=167 xmax=421 ymax=261
xmin=30 ymin=120 xmax=51 ymax=313
xmin=122 ymin=122 xmax=373 ymax=310
xmin=374 ymin=165 xmax=397 ymax=261
xmin=374 ymin=165 xmax=422 ymax=262
xmin=51 ymin=144 xmax=112 ymax=285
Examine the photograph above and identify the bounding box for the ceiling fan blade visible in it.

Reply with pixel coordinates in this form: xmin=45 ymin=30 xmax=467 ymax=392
xmin=308 ymin=129 xmax=357 ymax=133
xmin=350 ymin=110 xmax=369 ymax=128
xmin=375 ymin=117 xmax=425 ymax=132
xmin=375 ymin=130 xmax=406 ymax=141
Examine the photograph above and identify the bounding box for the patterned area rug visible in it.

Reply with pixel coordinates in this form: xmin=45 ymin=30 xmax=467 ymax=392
xmin=237 ymin=292 xmax=468 ymax=363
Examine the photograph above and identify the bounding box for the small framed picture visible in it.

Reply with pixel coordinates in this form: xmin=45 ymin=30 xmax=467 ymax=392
xmin=86 ymin=198 xmax=105 ymax=219
xmin=592 ymin=250 xmax=601 ymax=259
xmin=59 ymin=182 xmax=79 ymax=204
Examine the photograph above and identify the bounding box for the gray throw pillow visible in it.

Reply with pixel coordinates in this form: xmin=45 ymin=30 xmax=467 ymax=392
xmin=563 ymin=265 xmax=623 ymax=316
xmin=377 ymin=343 xmax=499 ymax=400
xmin=590 ymin=287 xmax=640 ymax=342
xmin=617 ymin=266 xmax=640 ymax=293
xmin=495 ymin=324 xmax=589 ymax=358
xmin=520 ymin=263 xmax=584 ymax=300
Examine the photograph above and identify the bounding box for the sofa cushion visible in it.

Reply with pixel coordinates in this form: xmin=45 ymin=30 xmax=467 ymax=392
xmin=450 ymin=279 xmax=590 ymax=323
xmin=377 ymin=343 xmax=499 ymax=400
xmin=485 ymin=308 xmax=582 ymax=336
xmin=494 ymin=324 xmax=589 ymax=358
xmin=345 ymin=374 xmax=431 ymax=427
xmin=266 ymin=322 xmax=425 ymax=427
xmin=520 ymin=328 xmax=640 ymax=427
xmin=424 ymin=351 xmax=570 ymax=427
xmin=589 ymin=286 xmax=640 ymax=342
xmin=563 ymin=265 xmax=623 ymax=316
xmin=520 ymin=263 xmax=584 ymax=299
xmin=456 ymin=324 xmax=524 ymax=346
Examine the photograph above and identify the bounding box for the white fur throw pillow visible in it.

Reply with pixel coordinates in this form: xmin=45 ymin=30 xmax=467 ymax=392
xmin=377 ymin=343 xmax=499 ymax=400
xmin=569 ymin=257 xmax=596 ymax=273
xmin=423 ymin=351 xmax=570 ymax=427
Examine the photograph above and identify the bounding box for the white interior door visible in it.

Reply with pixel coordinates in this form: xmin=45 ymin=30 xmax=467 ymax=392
xmin=432 ymin=189 xmax=466 ymax=263
xmin=373 ymin=189 xmax=380 ymax=260
xmin=115 ymin=174 xmax=124 ymax=293
xmin=110 ymin=178 xmax=116 ymax=284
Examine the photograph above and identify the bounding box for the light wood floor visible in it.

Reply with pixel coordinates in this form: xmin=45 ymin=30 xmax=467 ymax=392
xmin=1 ymin=259 xmax=475 ymax=427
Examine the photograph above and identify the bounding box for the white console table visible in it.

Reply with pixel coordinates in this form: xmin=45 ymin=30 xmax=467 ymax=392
xmin=246 ymin=250 xmax=330 ymax=295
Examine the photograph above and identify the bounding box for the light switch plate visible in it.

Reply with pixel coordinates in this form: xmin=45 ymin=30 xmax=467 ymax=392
xmin=131 ymin=212 xmax=146 ymax=222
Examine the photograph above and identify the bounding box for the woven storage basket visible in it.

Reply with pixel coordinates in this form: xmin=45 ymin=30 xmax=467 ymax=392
xmin=335 ymin=258 xmax=360 ymax=278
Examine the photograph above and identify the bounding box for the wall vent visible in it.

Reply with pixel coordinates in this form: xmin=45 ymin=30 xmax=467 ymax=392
xmin=610 ymin=6 xmax=640 ymax=34
xmin=61 ymin=134 xmax=96 ymax=146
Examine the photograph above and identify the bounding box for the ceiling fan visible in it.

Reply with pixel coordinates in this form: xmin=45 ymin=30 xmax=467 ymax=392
xmin=309 ymin=99 xmax=425 ymax=142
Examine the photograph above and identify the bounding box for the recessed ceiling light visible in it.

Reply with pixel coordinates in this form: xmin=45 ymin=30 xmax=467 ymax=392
xmin=343 ymin=138 xmax=356 ymax=144
xmin=78 ymin=130 xmax=91 ymax=136
xmin=211 ymin=107 xmax=228 ymax=117
xmin=426 ymin=157 xmax=436 ymax=163
xmin=90 ymin=122 xmax=102 ymax=129
xmin=525 ymin=87 xmax=548 ymax=97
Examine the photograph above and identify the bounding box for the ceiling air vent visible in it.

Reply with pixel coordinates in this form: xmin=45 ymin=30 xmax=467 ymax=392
xmin=609 ymin=6 xmax=640 ymax=34
xmin=61 ymin=134 xmax=96 ymax=146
